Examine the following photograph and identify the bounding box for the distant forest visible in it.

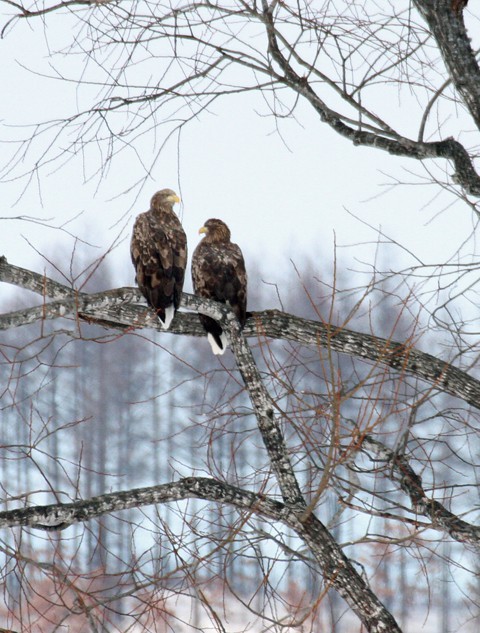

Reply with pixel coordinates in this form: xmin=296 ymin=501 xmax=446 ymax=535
xmin=0 ymin=251 xmax=476 ymax=632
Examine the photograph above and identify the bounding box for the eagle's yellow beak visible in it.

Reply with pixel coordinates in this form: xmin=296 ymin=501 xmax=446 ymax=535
xmin=169 ymin=194 xmax=181 ymax=204
xmin=198 ymin=226 xmax=207 ymax=235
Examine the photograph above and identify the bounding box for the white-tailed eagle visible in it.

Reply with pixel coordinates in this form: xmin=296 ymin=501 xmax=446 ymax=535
xmin=130 ymin=189 xmax=187 ymax=329
xmin=191 ymin=218 xmax=247 ymax=354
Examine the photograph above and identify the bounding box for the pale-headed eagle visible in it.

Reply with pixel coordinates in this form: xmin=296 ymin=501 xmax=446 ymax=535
xmin=130 ymin=189 xmax=187 ymax=329
xmin=191 ymin=218 xmax=247 ymax=354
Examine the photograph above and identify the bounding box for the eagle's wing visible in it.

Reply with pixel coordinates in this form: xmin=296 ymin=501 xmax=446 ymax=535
xmin=131 ymin=212 xmax=187 ymax=326
xmin=169 ymin=221 xmax=188 ymax=311
xmin=211 ymin=242 xmax=247 ymax=327
xmin=192 ymin=240 xmax=247 ymax=354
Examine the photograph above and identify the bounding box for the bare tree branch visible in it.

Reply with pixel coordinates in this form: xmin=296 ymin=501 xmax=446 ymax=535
xmin=260 ymin=0 xmax=480 ymax=195
xmin=414 ymin=0 xmax=480 ymax=129
xmin=3 ymin=3 xmax=480 ymax=195
xmin=0 ymin=474 xmax=403 ymax=632
xmin=356 ymin=433 xmax=480 ymax=546
xmin=2 ymin=256 xmax=480 ymax=411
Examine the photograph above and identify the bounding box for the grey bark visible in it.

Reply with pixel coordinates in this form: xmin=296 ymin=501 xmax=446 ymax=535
xmin=2 ymin=257 xmax=480 ymax=410
xmin=2 ymin=258 xmax=480 ymax=630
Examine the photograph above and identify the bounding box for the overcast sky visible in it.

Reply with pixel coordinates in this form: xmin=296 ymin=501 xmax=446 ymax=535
xmin=1 ymin=6 xmax=479 ymax=309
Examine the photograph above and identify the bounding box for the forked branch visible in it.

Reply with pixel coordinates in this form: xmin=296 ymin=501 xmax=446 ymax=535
xmin=2 ymin=257 xmax=480 ymax=410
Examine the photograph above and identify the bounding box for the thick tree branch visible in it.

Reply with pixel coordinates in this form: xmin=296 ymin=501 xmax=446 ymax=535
xmin=0 ymin=477 xmax=285 ymax=531
xmin=2 ymin=257 xmax=480 ymax=411
xmin=414 ymin=0 xmax=480 ymax=130
xmin=0 ymin=257 xmax=405 ymax=632
xmin=3 ymin=3 xmax=480 ymax=196
xmin=261 ymin=1 xmax=480 ymax=196
xmin=294 ymin=513 xmax=402 ymax=633
xmin=9 ymin=257 xmax=480 ymax=630
xmin=226 ymin=314 xmax=305 ymax=508
xmin=251 ymin=310 xmax=480 ymax=410
xmin=0 ymin=474 xmax=402 ymax=633
xmin=357 ymin=434 xmax=480 ymax=546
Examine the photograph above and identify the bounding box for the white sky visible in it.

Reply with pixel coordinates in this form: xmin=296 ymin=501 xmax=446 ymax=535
xmin=1 ymin=6 xmax=479 ymax=305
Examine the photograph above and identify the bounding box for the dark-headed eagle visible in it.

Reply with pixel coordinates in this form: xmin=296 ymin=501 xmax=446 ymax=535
xmin=191 ymin=218 xmax=247 ymax=354
xmin=130 ymin=189 xmax=187 ymax=329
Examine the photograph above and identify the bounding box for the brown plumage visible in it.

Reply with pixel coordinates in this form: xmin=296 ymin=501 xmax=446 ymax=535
xmin=130 ymin=189 xmax=187 ymax=329
xmin=452 ymin=0 xmax=468 ymax=13
xmin=191 ymin=218 xmax=247 ymax=355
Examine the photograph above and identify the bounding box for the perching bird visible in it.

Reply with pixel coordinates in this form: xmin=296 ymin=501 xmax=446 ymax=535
xmin=130 ymin=189 xmax=187 ymax=329
xmin=191 ymin=218 xmax=247 ymax=354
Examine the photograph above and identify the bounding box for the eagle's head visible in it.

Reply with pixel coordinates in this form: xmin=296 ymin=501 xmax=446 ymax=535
xmin=150 ymin=189 xmax=181 ymax=211
xmin=199 ymin=218 xmax=231 ymax=243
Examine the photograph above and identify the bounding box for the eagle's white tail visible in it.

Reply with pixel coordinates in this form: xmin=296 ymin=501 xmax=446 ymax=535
xmin=158 ymin=305 xmax=175 ymax=330
xmin=208 ymin=332 xmax=228 ymax=355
